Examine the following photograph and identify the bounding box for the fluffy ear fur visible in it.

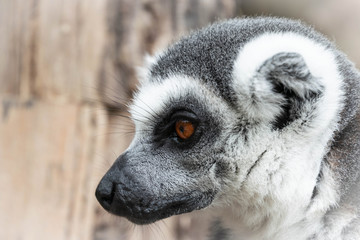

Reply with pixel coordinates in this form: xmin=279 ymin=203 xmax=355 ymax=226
xmin=258 ymin=52 xmax=324 ymax=100
xmin=136 ymin=54 xmax=157 ymax=85
xmin=233 ymin=51 xmax=324 ymax=128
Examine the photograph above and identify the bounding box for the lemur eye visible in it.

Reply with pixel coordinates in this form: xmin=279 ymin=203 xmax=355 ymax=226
xmin=175 ymin=120 xmax=195 ymax=140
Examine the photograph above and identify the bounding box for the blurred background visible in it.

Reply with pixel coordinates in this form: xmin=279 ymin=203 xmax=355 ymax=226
xmin=1 ymin=0 xmax=360 ymax=239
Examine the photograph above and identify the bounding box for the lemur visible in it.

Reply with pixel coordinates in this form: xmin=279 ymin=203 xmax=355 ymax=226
xmin=96 ymin=17 xmax=360 ymax=240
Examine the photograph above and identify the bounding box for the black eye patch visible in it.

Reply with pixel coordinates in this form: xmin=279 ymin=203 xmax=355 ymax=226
xmin=153 ymin=109 xmax=200 ymax=147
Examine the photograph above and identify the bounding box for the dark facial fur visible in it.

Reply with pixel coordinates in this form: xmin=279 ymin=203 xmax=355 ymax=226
xmin=96 ymin=96 xmax=223 ymax=224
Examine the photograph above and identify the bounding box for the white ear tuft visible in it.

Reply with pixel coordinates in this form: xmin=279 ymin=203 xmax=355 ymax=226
xmin=233 ymin=51 xmax=324 ymax=127
xmin=232 ymin=32 xmax=342 ymax=128
xmin=136 ymin=54 xmax=157 ymax=86
xmin=233 ymin=67 xmax=286 ymax=123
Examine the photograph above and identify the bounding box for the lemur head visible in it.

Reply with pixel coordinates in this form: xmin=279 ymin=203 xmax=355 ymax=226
xmin=96 ymin=17 xmax=345 ymax=226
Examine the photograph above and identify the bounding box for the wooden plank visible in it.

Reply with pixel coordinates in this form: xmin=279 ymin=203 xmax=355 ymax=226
xmin=0 ymin=100 xmax=107 ymax=240
xmin=0 ymin=0 xmax=239 ymax=239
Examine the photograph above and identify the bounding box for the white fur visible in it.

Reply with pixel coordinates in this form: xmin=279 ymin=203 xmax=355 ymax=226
xmin=130 ymin=74 xmax=235 ymax=139
xmin=232 ymin=32 xmax=344 ymax=131
xmin=210 ymin=32 xmax=347 ymax=239
xmin=129 ymin=32 xmax=347 ymax=240
xmin=136 ymin=54 xmax=158 ymax=85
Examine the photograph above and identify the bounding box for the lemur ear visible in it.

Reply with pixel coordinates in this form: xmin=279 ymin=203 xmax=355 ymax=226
xmin=233 ymin=52 xmax=324 ymax=128
xmin=258 ymin=52 xmax=324 ymax=100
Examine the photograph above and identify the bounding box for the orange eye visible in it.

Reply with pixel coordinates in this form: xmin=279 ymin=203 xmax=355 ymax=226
xmin=175 ymin=120 xmax=195 ymax=140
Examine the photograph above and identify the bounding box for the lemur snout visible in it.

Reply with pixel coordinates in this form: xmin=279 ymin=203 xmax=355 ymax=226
xmin=95 ymin=152 xmax=215 ymax=224
xmin=95 ymin=154 xmax=138 ymax=219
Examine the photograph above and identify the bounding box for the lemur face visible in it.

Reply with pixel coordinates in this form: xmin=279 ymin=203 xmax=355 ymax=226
xmin=96 ymin=18 xmax=344 ymax=226
xmin=95 ymin=76 xmax=235 ymax=224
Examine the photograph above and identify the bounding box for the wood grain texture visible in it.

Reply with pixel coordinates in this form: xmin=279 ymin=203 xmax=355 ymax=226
xmin=0 ymin=100 xmax=108 ymax=240
xmin=0 ymin=0 xmax=238 ymax=239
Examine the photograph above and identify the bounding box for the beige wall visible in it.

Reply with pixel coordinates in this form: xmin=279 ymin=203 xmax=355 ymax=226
xmin=0 ymin=1 xmax=236 ymax=239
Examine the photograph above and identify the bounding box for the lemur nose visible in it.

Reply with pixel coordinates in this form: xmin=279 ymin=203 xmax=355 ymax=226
xmin=95 ymin=152 xmax=130 ymax=212
xmin=95 ymin=177 xmax=116 ymax=211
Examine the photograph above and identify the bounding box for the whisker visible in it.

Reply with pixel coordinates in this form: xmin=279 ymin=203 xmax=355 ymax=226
xmin=136 ymin=97 xmax=162 ymax=120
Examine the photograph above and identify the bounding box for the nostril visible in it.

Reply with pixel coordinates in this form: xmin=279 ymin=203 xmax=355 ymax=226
xmin=101 ymin=189 xmax=114 ymax=208
xmin=95 ymin=180 xmax=116 ymax=211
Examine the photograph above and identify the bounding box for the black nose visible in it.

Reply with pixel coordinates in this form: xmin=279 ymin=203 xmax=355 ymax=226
xmin=96 ymin=153 xmax=129 ymax=211
xmin=95 ymin=176 xmax=115 ymax=211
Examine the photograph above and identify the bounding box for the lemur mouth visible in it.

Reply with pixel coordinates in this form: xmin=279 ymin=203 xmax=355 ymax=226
xmin=96 ymin=182 xmax=215 ymax=225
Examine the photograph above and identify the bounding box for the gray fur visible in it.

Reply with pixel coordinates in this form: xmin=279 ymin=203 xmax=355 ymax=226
xmin=330 ymin=52 xmax=360 ymax=204
xmin=150 ymin=17 xmax=332 ymax=106
xmin=96 ymin=17 xmax=360 ymax=239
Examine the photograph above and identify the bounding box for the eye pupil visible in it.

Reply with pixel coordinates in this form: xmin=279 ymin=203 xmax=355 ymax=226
xmin=175 ymin=120 xmax=195 ymax=140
